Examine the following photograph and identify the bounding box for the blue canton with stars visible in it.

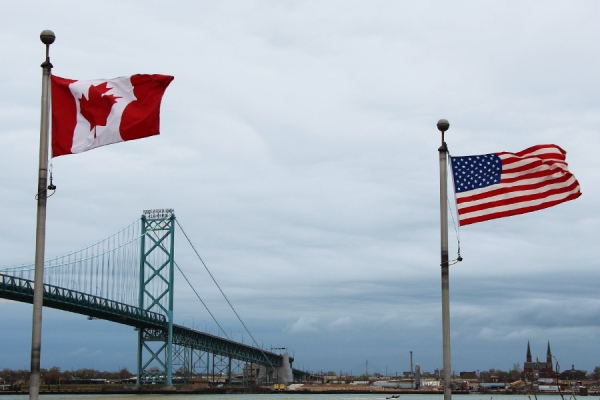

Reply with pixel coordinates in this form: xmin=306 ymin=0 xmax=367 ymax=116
xmin=450 ymin=153 xmax=502 ymax=193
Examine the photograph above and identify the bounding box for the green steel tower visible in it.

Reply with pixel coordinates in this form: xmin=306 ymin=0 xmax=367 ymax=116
xmin=136 ymin=209 xmax=175 ymax=387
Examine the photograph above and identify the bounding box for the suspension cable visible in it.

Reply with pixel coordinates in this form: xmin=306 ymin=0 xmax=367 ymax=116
xmin=175 ymin=219 xmax=277 ymax=370
xmin=0 ymin=218 xmax=141 ymax=272
xmin=174 ymin=259 xmax=229 ymax=339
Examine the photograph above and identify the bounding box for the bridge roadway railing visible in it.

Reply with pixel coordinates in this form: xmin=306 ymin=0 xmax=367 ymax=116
xmin=170 ymin=325 xmax=284 ymax=367
xmin=0 ymin=273 xmax=287 ymax=368
xmin=0 ymin=273 xmax=166 ymax=329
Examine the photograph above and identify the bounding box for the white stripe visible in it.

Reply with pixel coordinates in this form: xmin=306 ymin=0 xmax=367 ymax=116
xmin=499 ymin=154 xmax=567 ymax=170
xmin=458 ymin=186 xmax=580 ymax=222
xmin=514 ymin=146 xmax=565 ymax=159
xmin=499 ymin=150 xmax=568 ymax=168
xmin=498 ymin=156 xmax=539 ymax=171
xmin=457 ymin=176 xmax=578 ymax=210
xmin=501 ymin=164 xmax=568 ymax=181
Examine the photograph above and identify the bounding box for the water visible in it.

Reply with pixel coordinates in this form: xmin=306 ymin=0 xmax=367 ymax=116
xmin=0 ymin=394 xmax=578 ymax=400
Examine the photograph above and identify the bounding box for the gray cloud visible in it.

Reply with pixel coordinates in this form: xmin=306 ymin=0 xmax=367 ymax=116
xmin=1 ymin=0 xmax=599 ymax=375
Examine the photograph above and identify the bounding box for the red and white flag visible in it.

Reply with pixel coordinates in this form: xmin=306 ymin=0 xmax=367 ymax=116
xmin=51 ymin=74 xmax=173 ymax=157
xmin=450 ymin=144 xmax=581 ymax=226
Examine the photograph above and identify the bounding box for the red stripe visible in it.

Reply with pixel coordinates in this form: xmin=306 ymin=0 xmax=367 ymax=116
xmin=459 ymin=192 xmax=581 ymax=226
xmin=501 ymin=154 xmax=564 ymax=168
xmin=457 ymin=180 xmax=580 ymax=214
xmin=51 ymin=75 xmax=78 ymax=157
xmin=532 ymin=153 xmax=566 ymax=162
xmin=498 ymin=147 xmax=566 ymax=166
xmin=456 ymin=173 xmax=573 ymax=204
xmin=513 ymin=144 xmax=566 ymax=158
xmin=500 ymin=158 xmax=542 ymax=174
xmin=500 ymin=167 xmax=565 ymax=184
xmin=502 ymin=154 xmax=566 ymax=164
xmin=120 ymin=74 xmax=174 ymax=141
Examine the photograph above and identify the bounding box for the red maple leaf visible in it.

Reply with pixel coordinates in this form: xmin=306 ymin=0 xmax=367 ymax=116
xmin=79 ymin=82 xmax=121 ymax=135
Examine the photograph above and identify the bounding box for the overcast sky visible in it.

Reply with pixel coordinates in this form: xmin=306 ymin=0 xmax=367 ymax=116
xmin=1 ymin=1 xmax=599 ymax=376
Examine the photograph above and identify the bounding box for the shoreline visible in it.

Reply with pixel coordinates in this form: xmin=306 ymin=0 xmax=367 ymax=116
xmin=0 ymin=388 xmax=563 ymax=396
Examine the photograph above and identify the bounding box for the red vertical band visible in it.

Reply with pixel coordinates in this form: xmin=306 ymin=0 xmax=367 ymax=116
xmin=120 ymin=74 xmax=174 ymax=141
xmin=51 ymin=75 xmax=78 ymax=157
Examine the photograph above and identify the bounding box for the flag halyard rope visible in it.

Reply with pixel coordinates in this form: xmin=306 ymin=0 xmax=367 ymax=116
xmin=446 ymin=150 xmax=463 ymax=266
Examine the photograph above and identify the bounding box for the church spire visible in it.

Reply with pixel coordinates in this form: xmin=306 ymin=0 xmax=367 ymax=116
xmin=527 ymin=341 xmax=532 ymax=362
xmin=547 ymin=341 xmax=552 ymax=363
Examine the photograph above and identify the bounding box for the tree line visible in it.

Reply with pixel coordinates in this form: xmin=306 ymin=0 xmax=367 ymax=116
xmin=2 ymin=365 xmax=599 ymax=386
xmin=0 ymin=367 xmax=133 ymax=385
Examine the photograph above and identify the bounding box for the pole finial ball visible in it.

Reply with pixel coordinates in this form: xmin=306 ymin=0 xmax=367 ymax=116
xmin=40 ymin=30 xmax=55 ymax=45
xmin=437 ymin=119 xmax=450 ymax=133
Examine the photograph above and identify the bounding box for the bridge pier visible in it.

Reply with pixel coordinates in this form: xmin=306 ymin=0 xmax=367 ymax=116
xmin=257 ymin=352 xmax=293 ymax=385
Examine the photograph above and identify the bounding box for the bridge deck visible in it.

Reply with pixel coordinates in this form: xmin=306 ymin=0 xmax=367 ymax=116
xmin=171 ymin=325 xmax=283 ymax=366
xmin=0 ymin=273 xmax=285 ymax=367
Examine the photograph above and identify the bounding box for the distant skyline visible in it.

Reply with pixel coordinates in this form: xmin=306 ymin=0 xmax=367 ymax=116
xmin=1 ymin=1 xmax=599 ymax=375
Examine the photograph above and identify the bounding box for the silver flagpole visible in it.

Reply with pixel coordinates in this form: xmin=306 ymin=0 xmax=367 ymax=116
xmin=437 ymin=119 xmax=452 ymax=400
xmin=29 ymin=29 xmax=55 ymax=400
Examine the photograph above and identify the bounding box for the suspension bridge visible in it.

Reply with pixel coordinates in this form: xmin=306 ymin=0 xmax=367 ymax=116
xmin=0 ymin=209 xmax=305 ymax=387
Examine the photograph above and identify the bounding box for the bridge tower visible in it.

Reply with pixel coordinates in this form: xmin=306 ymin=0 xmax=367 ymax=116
xmin=136 ymin=209 xmax=176 ymax=387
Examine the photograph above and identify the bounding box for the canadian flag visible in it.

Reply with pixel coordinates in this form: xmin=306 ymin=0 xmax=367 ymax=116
xmin=51 ymin=74 xmax=173 ymax=157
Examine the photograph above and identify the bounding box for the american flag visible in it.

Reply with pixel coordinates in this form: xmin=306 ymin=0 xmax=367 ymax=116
xmin=450 ymin=144 xmax=581 ymax=226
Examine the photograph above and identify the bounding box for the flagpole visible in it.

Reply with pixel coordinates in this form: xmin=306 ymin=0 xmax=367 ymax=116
xmin=437 ymin=118 xmax=451 ymax=400
xmin=29 ymin=29 xmax=54 ymax=400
